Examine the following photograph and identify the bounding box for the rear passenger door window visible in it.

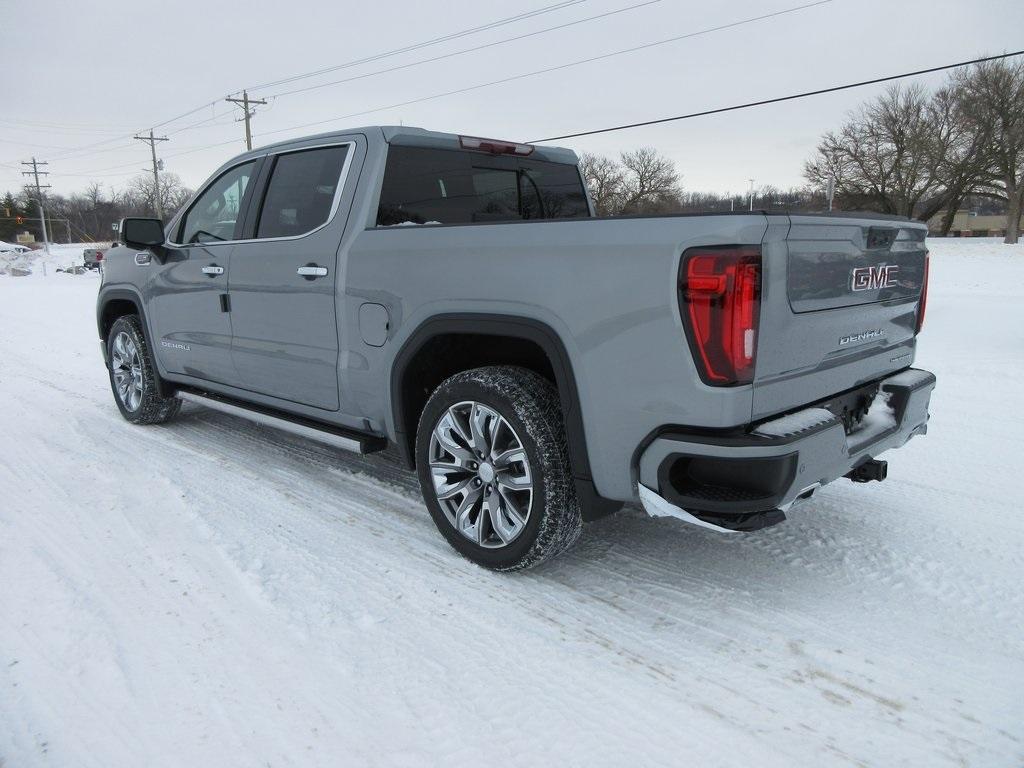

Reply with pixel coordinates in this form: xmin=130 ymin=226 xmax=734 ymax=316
xmin=255 ymin=145 xmax=350 ymax=239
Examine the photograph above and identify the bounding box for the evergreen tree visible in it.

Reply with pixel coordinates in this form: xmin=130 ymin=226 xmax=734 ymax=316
xmin=0 ymin=191 xmax=25 ymax=242
xmin=20 ymin=195 xmax=46 ymax=243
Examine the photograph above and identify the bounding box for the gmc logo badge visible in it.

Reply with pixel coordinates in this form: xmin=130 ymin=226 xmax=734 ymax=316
xmin=851 ymin=264 xmax=899 ymax=291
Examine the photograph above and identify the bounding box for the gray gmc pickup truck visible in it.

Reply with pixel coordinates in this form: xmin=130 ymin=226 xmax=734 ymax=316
xmin=97 ymin=126 xmax=935 ymax=570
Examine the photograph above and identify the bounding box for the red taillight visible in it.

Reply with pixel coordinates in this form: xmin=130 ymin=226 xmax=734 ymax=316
xmin=96 ymin=252 xmax=104 ymax=261
xmin=915 ymin=251 xmax=929 ymax=334
xmin=459 ymin=135 xmax=535 ymax=156
xmin=680 ymin=247 xmax=762 ymax=386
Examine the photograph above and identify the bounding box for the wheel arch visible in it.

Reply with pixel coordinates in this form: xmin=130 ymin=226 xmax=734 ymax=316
xmin=389 ymin=313 xmax=620 ymax=521
xmin=97 ymin=287 xmax=147 ymax=339
xmin=97 ymin=287 xmax=175 ymax=397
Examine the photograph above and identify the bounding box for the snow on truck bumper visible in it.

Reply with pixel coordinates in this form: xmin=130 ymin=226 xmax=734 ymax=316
xmin=637 ymin=368 xmax=936 ymax=532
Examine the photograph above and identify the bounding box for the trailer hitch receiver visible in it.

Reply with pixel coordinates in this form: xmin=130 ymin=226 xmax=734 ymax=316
xmin=845 ymin=458 xmax=888 ymax=483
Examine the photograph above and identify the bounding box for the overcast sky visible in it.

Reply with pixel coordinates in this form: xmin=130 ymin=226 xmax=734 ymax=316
xmin=2 ymin=0 xmax=1022 ymax=198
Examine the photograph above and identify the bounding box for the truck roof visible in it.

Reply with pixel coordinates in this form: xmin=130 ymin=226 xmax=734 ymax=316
xmin=233 ymin=125 xmax=579 ymax=166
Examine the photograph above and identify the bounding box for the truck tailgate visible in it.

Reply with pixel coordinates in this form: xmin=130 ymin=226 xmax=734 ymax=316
xmin=753 ymin=215 xmax=928 ymax=419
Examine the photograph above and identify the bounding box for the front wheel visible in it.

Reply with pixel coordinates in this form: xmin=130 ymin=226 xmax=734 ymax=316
xmin=106 ymin=315 xmax=181 ymax=425
xmin=415 ymin=366 xmax=582 ymax=571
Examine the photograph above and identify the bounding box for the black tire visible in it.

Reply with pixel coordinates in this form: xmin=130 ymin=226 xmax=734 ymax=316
xmin=106 ymin=315 xmax=181 ymax=425
xmin=415 ymin=366 xmax=582 ymax=571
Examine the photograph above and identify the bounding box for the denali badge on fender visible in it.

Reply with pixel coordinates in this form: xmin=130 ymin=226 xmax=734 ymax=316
xmin=851 ymin=264 xmax=899 ymax=291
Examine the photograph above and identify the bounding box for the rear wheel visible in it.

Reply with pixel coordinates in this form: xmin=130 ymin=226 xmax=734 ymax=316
xmin=415 ymin=366 xmax=582 ymax=571
xmin=106 ymin=315 xmax=181 ymax=425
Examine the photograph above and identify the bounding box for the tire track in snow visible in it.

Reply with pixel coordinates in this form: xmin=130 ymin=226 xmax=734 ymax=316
xmin=2 ymin=264 xmax=1023 ymax=767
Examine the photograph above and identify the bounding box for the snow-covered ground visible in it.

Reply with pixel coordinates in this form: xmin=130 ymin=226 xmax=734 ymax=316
xmin=0 ymin=239 xmax=1021 ymax=767
xmin=0 ymin=242 xmax=105 ymax=275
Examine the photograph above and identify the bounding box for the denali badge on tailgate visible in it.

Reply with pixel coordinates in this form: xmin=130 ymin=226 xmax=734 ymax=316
xmin=839 ymin=328 xmax=883 ymax=346
xmin=851 ymin=264 xmax=899 ymax=291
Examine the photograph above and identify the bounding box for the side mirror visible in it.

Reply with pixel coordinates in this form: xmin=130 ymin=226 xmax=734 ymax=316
xmin=120 ymin=217 xmax=165 ymax=249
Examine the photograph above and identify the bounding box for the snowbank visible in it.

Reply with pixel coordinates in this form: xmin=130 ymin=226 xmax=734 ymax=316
xmin=0 ymin=242 xmax=101 ymax=276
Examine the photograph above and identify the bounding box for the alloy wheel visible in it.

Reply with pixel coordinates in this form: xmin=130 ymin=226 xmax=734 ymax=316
xmin=428 ymin=401 xmax=534 ymax=548
xmin=111 ymin=331 xmax=143 ymax=412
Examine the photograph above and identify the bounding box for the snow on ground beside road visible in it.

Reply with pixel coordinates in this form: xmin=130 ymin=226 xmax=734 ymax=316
xmin=0 ymin=238 xmax=1021 ymax=767
xmin=0 ymin=242 xmax=106 ymax=275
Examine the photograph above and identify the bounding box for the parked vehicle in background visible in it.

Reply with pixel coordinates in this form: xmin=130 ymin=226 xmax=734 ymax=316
xmin=95 ymin=125 xmax=935 ymax=571
xmin=83 ymin=246 xmax=108 ymax=270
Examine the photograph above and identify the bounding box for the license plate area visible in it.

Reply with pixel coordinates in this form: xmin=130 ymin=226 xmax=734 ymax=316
xmin=818 ymin=382 xmax=880 ymax=435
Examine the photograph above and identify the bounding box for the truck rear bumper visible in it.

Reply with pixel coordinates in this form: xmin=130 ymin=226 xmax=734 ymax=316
xmin=637 ymin=368 xmax=935 ymax=531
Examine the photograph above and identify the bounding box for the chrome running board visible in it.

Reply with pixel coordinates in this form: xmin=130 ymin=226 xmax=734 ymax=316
xmin=178 ymin=390 xmax=385 ymax=455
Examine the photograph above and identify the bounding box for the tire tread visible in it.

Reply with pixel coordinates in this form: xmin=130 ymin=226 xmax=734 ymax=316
xmin=416 ymin=365 xmax=582 ymax=571
xmin=108 ymin=315 xmax=181 ymax=425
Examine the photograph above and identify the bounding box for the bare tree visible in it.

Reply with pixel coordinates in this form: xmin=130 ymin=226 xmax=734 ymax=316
xmin=579 ymin=149 xmax=681 ymax=215
xmin=618 ymin=147 xmax=681 ymax=214
xmin=805 ymin=85 xmax=944 ymax=219
xmin=2 ymin=172 xmax=195 ymax=243
xmin=126 ymin=172 xmax=193 ymax=221
xmin=954 ymin=59 xmax=1024 ymax=243
xmin=925 ymin=84 xmax=994 ymax=235
xmin=579 ymin=153 xmax=625 ymax=215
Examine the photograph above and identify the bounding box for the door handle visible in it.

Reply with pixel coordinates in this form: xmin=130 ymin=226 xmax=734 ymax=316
xmin=297 ymin=265 xmax=329 ymax=278
xmin=201 ymin=264 xmax=225 ymax=276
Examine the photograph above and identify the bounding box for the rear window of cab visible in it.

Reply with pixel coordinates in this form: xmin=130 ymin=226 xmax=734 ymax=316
xmin=376 ymin=146 xmax=590 ymax=226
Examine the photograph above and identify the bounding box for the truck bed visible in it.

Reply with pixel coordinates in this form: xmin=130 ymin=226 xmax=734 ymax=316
xmin=346 ymin=210 xmax=928 ymax=502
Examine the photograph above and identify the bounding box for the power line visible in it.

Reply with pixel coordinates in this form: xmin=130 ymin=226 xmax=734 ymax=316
xmin=0 ymin=117 xmax=138 ymax=130
xmin=0 ymin=138 xmax=93 ymax=150
xmin=44 ymin=0 xmax=836 ymax=177
xmin=23 ymin=102 xmax=229 ymax=165
xmin=265 ymin=0 xmax=662 ymax=100
xmin=39 ymin=103 xmax=225 ymax=161
xmin=38 ymin=110 xmax=234 ymax=170
xmin=243 ymin=0 xmax=588 ymax=93
xmin=251 ymin=0 xmax=835 ymax=141
xmin=528 ymin=49 xmax=1024 ymax=142
xmin=16 ymin=11 xmax=1019 ymax=195
xmin=47 ymin=137 xmax=240 ymax=179
xmin=47 ymin=0 xmax=650 ymax=173
xmin=11 ymin=1 xmax=589 ymax=166
xmin=170 ymin=46 xmax=1024 ymax=178
xmin=0 ymin=123 xmax=133 ymax=137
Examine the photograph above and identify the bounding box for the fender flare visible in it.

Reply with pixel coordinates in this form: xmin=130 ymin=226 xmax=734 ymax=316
xmin=389 ymin=313 xmax=620 ymax=521
xmin=96 ymin=286 xmax=149 ymax=338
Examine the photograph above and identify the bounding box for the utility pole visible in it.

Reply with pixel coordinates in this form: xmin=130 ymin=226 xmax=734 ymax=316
xmin=225 ymin=90 xmax=267 ymax=151
xmin=748 ymin=178 xmax=756 ymax=212
xmin=21 ymin=157 xmax=51 ymax=255
xmin=133 ymin=130 xmax=169 ymax=219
